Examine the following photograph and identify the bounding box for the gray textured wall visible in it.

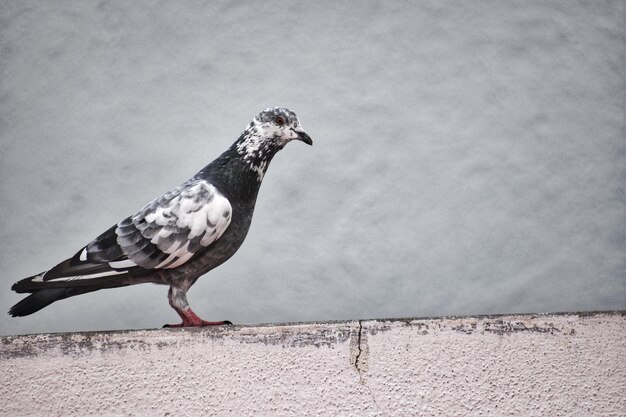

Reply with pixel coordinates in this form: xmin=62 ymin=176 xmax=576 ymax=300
xmin=1 ymin=312 xmax=625 ymax=416
xmin=1 ymin=1 xmax=624 ymax=335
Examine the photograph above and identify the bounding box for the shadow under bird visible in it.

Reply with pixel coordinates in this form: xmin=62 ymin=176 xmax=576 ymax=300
xmin=9 ymin=107 xmax=312 ymax=327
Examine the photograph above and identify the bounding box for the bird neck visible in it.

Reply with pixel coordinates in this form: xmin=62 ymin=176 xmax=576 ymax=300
xmin=195 ymin=134 xmax=282 ymax=206
xmin=232 ymin=131 xmax=284 ymax=182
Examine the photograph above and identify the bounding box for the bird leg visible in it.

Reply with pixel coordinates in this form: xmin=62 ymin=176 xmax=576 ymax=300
xmin=164 ymin=308 xmax=231 ymax=328
xmin=163 ymin=286 xmax=231 ymax=328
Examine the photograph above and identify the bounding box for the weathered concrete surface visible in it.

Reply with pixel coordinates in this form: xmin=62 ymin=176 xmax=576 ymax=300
xmin=1 ymin=312 xmax=624 ymax=416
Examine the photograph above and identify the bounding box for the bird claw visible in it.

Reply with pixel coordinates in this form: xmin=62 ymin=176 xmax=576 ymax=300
xmin=163 ymin=306 xmax=233 ymax=328
xmin=163 ymin=320 xmax=232 ymax=328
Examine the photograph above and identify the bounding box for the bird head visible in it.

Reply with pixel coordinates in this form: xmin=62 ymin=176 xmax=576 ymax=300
xmin=232 ymin=107 xmax=312 ymax=181
xmin=249 ymin=107 xmax=313 ymax=147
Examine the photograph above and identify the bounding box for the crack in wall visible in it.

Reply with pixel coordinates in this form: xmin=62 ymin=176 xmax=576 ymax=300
xmin=352 ymin=320 xmax=369 ymax=377
xmin=352 ymin=321 xmax=385 ymax=415
xmin=352 ymin=320 xmax=369 ymax=375
xmin=353 ymin=320 xmax=363 ymax=372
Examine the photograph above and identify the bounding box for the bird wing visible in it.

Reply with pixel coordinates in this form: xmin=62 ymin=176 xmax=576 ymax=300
xmin=38 ymin=179 xmax=232 ymax=284
xmin=119 ymin=179 xmax=233 ymax=269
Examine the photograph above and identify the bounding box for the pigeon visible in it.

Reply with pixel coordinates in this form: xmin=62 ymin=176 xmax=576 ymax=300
xmin=9 ymin=107 xmax=312 ymax=327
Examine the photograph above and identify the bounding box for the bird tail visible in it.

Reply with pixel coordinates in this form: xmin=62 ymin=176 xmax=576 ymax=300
xmin=11 ymin=272 xmax=47 ymax=293
xmin=9 ymin=287 xmax=100 ymax=317
xmin=9 ymin=270 xmax=136 ymax=317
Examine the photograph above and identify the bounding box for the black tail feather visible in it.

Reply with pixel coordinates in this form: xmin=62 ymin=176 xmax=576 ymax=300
xmin=8 ymin=287 xmax=100 ymax=317
xmin=12 ymin=272 xmax=133 ymax=294
xmin=11 ymin=273 xmax=46 ymax=293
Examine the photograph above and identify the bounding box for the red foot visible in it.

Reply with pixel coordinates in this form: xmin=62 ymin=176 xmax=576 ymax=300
xmin=163 ymin=308 xmax=232 ymax=328
xmin=163 ymin=320 xmax=232 ymax=328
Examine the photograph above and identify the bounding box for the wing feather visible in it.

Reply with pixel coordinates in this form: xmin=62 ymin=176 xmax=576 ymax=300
xmin=121 ymin=179 xmax=232 ymax=269
xmin=32 ymin=179 xmax=232 ymax=287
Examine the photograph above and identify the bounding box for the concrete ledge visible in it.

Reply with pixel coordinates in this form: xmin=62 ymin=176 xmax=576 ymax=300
xmin=1 ymin=311 xmax=624 ymax=416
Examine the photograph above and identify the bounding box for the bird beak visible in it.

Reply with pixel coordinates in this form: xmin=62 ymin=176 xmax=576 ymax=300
xmin=292 ymin=128 xmax=313 ymax=146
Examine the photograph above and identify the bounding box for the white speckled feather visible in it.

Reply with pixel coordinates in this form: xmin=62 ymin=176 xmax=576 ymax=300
xmin=129 ymin=180 xmax=232 ymax=269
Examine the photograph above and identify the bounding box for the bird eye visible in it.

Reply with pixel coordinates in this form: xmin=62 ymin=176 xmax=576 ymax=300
xmin=275 ymin=116 xmax=286 ymax=126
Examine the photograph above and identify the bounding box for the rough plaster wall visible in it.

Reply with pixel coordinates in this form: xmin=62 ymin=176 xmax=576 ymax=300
xmin=1 ymin=312 xmax=624 ymax=416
